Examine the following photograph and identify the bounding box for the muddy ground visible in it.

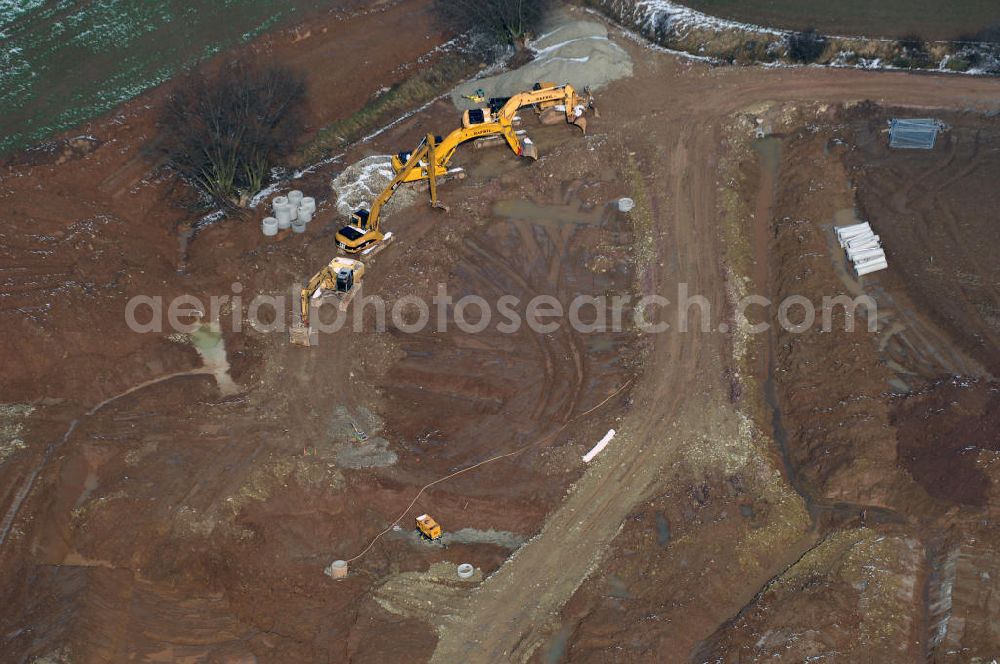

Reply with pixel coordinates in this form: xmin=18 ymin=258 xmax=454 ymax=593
xmin=3 ymin=2 xmax=1000 ymax=663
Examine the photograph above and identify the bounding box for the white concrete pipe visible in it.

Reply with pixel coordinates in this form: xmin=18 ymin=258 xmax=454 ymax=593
xmin=848 ymin=242 xmax=880 ymax=256
xmin=457 ymin=563 xmax=475 ymax=579
xmin=846 ymin=231 xmax=877 ymax=245
xmin=288 ymin=190 xmax=304 ymax=207
xmin=845 ymin=238 xmax=876 ymax=252
xmin=837 ymin=224 xmax=872 ymax=246
xmin=845 ymin=238 xmax=882 ymax=251
xmin=839 ymin=232 xmax=874 ymax=248
xmin=262 ymin=217 xmax=278 ymax=236
xmin=618 ymin=197 xmax=635 ymax=213
xmin=272 ymin=196 xmax=289 ymax=214
xmin=274 ymin=204 xmax=292 ymax=228
xmin=300 ymin=196 xmax=316 ymax=214
xmin=854 ymin=254 xmax=888 ymax=268
xmin=836 ymin=222 xmax=870 ymax=237
xmin=291 ymin=219 xmax=306 ymax=234
xmin=850 ymin=248 xmax=886 ymax=263
xmin=847 ymin=241 xmax=880 ymax=256
xmin=847 ymin=234 xmax=879 ymax=249
xmin=856 ymin=259 xmax=888 ymax=276
xmin=847 ymin=246 xmax=883 ymax=261
xmin=298 ymin=208 xmax=314 ymax=224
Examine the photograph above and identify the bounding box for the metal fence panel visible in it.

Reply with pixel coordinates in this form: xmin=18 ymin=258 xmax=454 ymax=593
xmin=889 ymin=119 xmax=942 ymax=149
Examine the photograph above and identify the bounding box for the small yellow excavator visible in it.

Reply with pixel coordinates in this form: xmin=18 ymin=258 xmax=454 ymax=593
xmin=335 ymin=133 xmax=447 ymax=254
xmin=289 ymin=257 xmax=365 ymax=346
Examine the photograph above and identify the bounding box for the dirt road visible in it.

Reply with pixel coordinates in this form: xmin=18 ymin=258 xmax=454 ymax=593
xmin=5 ymin=4 xmax=1000 ymax=661
xmin=429 ymin=34 xmax=1000 ymax=662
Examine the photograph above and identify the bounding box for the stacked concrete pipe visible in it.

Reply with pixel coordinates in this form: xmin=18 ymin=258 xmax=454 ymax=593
xmin=836 ymin=222 xmax=888 ymax=276
xmin=268 ymin=191 xmax=317 ymax=235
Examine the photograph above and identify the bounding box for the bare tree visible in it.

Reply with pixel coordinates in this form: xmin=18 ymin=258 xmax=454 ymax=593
xmin=159 ymin=61 xmax=307 ymax=209
xmin=786 ymin=28 xmax=827 ymax=63
xmin=433 ymin=0 xmax=552 ymax=48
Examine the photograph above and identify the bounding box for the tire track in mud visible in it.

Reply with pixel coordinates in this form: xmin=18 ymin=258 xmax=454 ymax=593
xmin=463 ymin=236 xmax=565 ymax=422
xmin=430 ymin=115 xmax=708 ymax=663
xmin=0 ymin=368 xmax=221 ymax=549
xmin=454 ymin=238 xmax=557 ymax=421
xmin=430 ymin=45 xmax=1000 ymax=663
xmin=465 ymin=230 xmax=588 ymax=424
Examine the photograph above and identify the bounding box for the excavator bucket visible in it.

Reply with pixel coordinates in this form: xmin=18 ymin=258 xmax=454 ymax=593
xmin=521 ymin=139 xmax=539 ymax=161
xmin=572 ymin=116 xmax=588 ymax=134
xmin=289 ymin=323 xmax=312 ymax=347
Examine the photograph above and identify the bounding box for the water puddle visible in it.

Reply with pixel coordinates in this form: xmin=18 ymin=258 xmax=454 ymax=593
xmin=190 ymin=322 xmax=239 ymax=396
xmin=749 ymin=137 xmax=782 ymax=292
xmin=542 ymin=625 xmax=573 ymax=664
xmin=605 ymin=574 xmax=632 ymax=599
xmin=655 ymin=510 xmax=671 ymax=546
xmin=73 ymin=471 xmax=99 ymax=510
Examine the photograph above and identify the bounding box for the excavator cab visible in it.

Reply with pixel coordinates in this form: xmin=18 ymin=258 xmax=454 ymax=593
xmin=391 ymin=136 xmax=443 ymax=173
xmin=351 ymin=208 xmax=371 ymax=229
xmin=335 ymin=267 xmax=354 ymax=293
xmin=336 ymin=224 xmax=382 ymax=253
xmin=291 ymin=257 xmax=365 ymax=346
xmin=463 ymin=107 xmax=491 ymax=127
xmin=391 ymin=150 xmax=413 ymax=171
xmin=337 ymin=209 xmax=382 ymax=253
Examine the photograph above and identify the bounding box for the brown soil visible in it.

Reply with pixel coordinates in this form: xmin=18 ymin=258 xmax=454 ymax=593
xmin=5 ymin=3 xmax=1000 ymax=663
xmin=895 ymin=377 xmax=1000 ymax=507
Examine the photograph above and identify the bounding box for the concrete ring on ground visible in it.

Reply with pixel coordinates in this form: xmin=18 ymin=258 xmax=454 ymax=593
xmin=618 ymin=197 xmax=635 ymax=213
xmin=262 ymin=217 xmax=278 ymax=236
xmin=329 ymin=559 xmax=349 ymax=579
xmin=275 ymin=204 xmax=293 ymax=227
xmin=457 ymin=563 xmax=475 ymax=579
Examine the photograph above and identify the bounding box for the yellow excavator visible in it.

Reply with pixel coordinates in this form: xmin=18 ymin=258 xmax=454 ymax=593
xmin=389 ymin=121 xmax=520 ymax=184
xmin=335 ymin=133 xmax=447 ymax=254
xmin=389 ymin=82 xmax=595 ymax=182
xmin=289 ymin=257 xmax=365 ymax=346
xmin=460 ymin=82 xmax=594 ymax=160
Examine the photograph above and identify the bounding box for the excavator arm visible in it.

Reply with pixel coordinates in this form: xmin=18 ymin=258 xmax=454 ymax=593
xmin=392 ymin=122 xmax=523 ymax=182
xmin=299 ymin=266 xmax=335 ymax=326
xmin=494 ymin=83 xmax=592 ymax=132
xmin=335 ymin=134 xmax=445 ymax=253
xmin=390 ymin=84 xmax=594 ymax=184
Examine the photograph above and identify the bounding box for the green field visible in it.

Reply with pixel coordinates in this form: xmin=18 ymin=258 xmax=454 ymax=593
xmin=0 ymin=0 xmax=335 ymax=155
xmin=679 ymin=0 xmax=1000 ymax=40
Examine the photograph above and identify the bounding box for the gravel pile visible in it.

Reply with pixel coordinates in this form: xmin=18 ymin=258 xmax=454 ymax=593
xmin=451 ymin=18 xmax=633 ymax=110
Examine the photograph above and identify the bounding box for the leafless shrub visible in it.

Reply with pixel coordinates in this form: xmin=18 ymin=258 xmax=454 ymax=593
xmin=159 ymin=61 xmax=307 ymax=209
xmin=786 ymin=28 xmax=827 ymax=63
xmin=433 ymin=0 xmax=552 ymax=48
